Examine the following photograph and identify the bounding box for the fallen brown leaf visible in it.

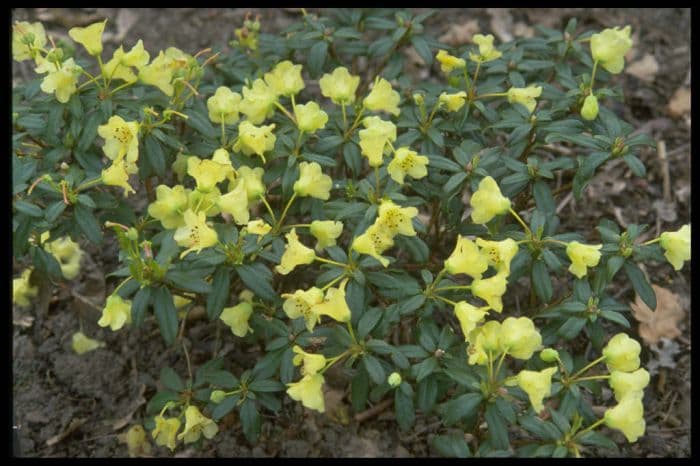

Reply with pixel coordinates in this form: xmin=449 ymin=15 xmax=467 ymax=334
xmin=439 ymin=19 xmax=480 ymax=46
xmin=629 ymin=285 xmax=685 ymax=345
xmin=46 ymin=417 xmax=87 ymax=446
xmin=626 ymin=53 xmax=659 ymax=82
xmin=487 ymin=8 xmax=514 ymax=43
xmin=667 ymin=86 xmax=691 ymax=118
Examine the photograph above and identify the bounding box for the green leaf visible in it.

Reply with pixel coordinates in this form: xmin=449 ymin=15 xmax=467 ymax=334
xmin=144 ymin=134 xmax=166 ymax=177
xmin=206 ymin=267 xmax=231 ymax=320
xmin=623 ymin=154 xmax=646 ymax=177
xmin=212 ymin=395 xmax=238 ymax=420
xmin=416 ymin=377 xmax=438 ymax=412
xmin=441 ymin=393 xmax=482 ymax=425
xmin=432 ymin=433 xmax=471 ymax=458
xmin=358 ymin=307 xmax=383 ymax=338
xmin=351 ymin=367 xmax=369 ymax=411
xmin=201 ymin=370 xmax=239 ymax=388
xmin=236 ymin=264 xmax=278 ymax=303
xmin=31 ymin=246 xmax=63 ymax=281
xmin=342 ymin=142 xmax=362 ymax=177
xmin=363 ymin=354 xmax=386 ymax=384
xmin=533 ymin=180 xmax=555 ymax=215
xmin=166 ymin=270 xmax=212 ymax=294
xmin=531 ymin=259 xmax=553 ymax=303
xmin=599 ymin=310 xmax=630 ymax=328
xmin=427 ymin=153 xmax=460 ymax=172
xmin=152 ymin=287 xmax=179 ymax=345
xmin=160 ymin=367 xmax=185 ymax=392
xmin=444 ymin=172 xmax=468 ymax=193
xmin=307 ymin=41 xmax=328 ymax=78
xmin=577 ymin=431 xmax=619 ymax=451
xmin=410 ymin=35 xmax=433 ymax=66
xmin=485 ymin=402 xmax=509 ymax=450
xmin=14 ymin=200 xmax=43 ymax=218
xmin=623 ymin=261 xmax=656 ymax=310
xmin=398 ymin=294 xmax=426 ymax=315
xmin=131 ymin=286 xmax=152 ymax=328
xmin=413 ymin=357 xmax=438 ymax=382
xmin=146 ymin=390 xmax=180 ymax=415
xmin=557 ymin=317 xmax=587 ymax=339
xmin=394 ymin=389 xmax=415 ymax=431
xmin=44 ymin=201 xmax=67 ymax=223
xmin=185 ymin=107 xmax=217 ymax=139
xmin=73 ymin=204 xmax=103 ymax=244
xmin=77 ymin=113 xmax=101 ymax=152
xmin=519 ymin=415 xmax=562 ymax=441
xmin=606 ymin=255 xmax=626 ymax=280
xmin=248 ymin=379 xmax=285 ymax=392
xmin=240 ymin=399 xmax=261 ymax=443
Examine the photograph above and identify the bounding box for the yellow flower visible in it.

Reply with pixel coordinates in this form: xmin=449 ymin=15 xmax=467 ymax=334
xmin=609 ymin=368 xmax=650 ymax=402
xmin=233 ymin=121 xmax=276 ymax=163
xmin=603 ymin=333 xmax=641 ymax=372
xmin=363 ymin=77 xmax=400 ymax=116
xmin=235 ymin=25 xmax=258 ymax=51
xmin=12 ymin=21 xmax=46 ymax=61
xmin=207 ymin=86 xmax=242 ymax=125
xmin=499 ymin=317 xmax=542 ymax=360
xmin=516 ymin=367 xmax=557 ymax=414
xmin=98 ymin=115 xmax=140 ymax=163
xmin=174 ymin=295 xmax=193 ymax=308
xmin=173 ymin=210 xmax=219 ymax=258
xmin=187 ymin=187 xmax=222 ymax=217
xmin=172 ymin=153 xmax=190 ymax=183
xmin=276 ymin=228 xmax=316 ymax=275
xmin=319 ymin=66 xmax=360 ymax=105
xmin=102 ymin=158 xmax=136 ymax=197
xmin=387 ymin=147 xmax=429 ymax=185
xmin=469 ymin=34 xmax=502 ymax=63
xmin=467 ymin=320 xmax=502 ymax=365
xmin=68 ymin=19 xmax=107 ymax=56
xmin=148 ymin=185 xmax=189 ymax=229
xmin=217 ymin=181 xmax=249 ymax=225
xmin=98 ymin=294 xmax=132 ymax=331
xmin=246 ymin=219 xmax=272 ymax=236
xmin=123 ymin=425 xmax=151 ymax=457
xmin=444 ymin=236 xmax=489 ymax=279
xmin=313 ymin=278 xmax=352 ymax=323
xmin=13 ymin=269 xmax=38 ymax=308
xmin=454 ymin=301 xmax=489 ymax=340
xmin=604 ymin=395 xmax=645 ymax=443
xmin=264 ymin=60 xmax=305 ymax=97
xmin=581 ymin=94 xmax=599 ymax=121
xmin=507 ymin=86 xmax=543 ymax=114
xmin=566 ymin=241 xmax=602 ymax=279
xmin=282 ymin=287 xmax=324 ymax=332
xmin=471 ymin=272 xmax=508 ymax=312
xmin=240 ymin=78 xmax=278 ymax=124
xmin=470 ymin=176 xmax=511 ymax=224
xmin=293 ymin=162 xmax=333 ymax=200
xmin=177 ymin=406 xmax=218 ymax=444
xmin=388 ymin=372 xmax=402 ymax=387
xmin=476 ymin=238 xmax=519 ymax=275
xmin=103 ymin=40 xmax=150 ymax=84
xmin=138 ymin=50 xmax=177 ymax=96
xmin=151 ymin=416 xmax=181 ymax=451
xmin=295 ymin=102 xmax=328 ymax=133
xmin=43 ymin=235 xmax=83 ymax=280
xmin=292 ymin=345 xmax=327 ymax=376
xmin=286 ymin=373 xmax=325 ymax=413
xmin=435 ymin=49 xmax=466 ymax=73
xmin=214 ymin=147 xmax=238 ymax=184
xmin=40 ymin=58 xmax=82 ymax=103
xmin=377 ymin=200 xmax=418 ymax=237
xmin=310 ymin=220 xmax=343 ymax=250
xmin=590 ymin=26 xmax=633 ymax=74
xmin=439 ymin=91 xmax=467 ymax=112
xmin=358 ymin=116 xmax=397 ymax=167
xmin=187 ymin=156 xmax=228 ymax=192
xmin=71 ymin=331 xmax=104 ymax=355
xmin=351 ymin=223 xmax=395 ymax=267
xmin=659 ymin=224 xmax=691 ymax=271
xmin=220 ymin=302 xmax=254 ymax=337
xmin=235 ymin=166 xmax=266 ymax=201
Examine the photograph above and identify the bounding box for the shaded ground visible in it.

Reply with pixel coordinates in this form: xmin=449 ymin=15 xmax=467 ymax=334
xmin=12 ymin=8 xmax=690 ymax=458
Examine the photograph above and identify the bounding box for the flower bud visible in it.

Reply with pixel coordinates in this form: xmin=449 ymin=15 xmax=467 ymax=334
xmin=388 ymin=372 xmax=402 ymax=387
xmin=581 ymin=94 xmax=599 ymax=120
xmin=540 ymin=348 xmax=560 ymax=363
xmin=210 ymin=390 xmax=227 ymax=404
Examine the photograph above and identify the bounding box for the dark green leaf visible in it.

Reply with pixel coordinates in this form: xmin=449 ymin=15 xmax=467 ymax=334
xmin=152 ymin=287 xmax=179 ymax=345
xmin=160 ymin=367 xmax=185 ymax=392
xmin=206 ymin=267 xmax=231 ymax=320
xmin=185 ymin=108 xmax=218 ymax=138
xmin=307 ymin=41 xmax=328 ymax=77
xmin=14 ymin=200 xmax=43 ymax=218
xmin=146 ymin=390 xmax=180 ymax=414
xmin=623 ymin=261 xmax=656 ymax=310
xmin=599 ymin=310 xmax=630 ymax=328
xmin=485 ymin=402 xmax=509 ymax=450
xmin=351 ymin=367 xmax=369 ymax=411
xmin=410 ymin=35 xmax=433 ymax=66
xmin=212 ymin=395 xmax=238 ymax=420
xmin=432 ymin=433 xmax=471 ymax=458
xmin=532 ymin=259 xmax=553 ymax=303
xmin=557 ymin=317 xmax=587 ymax=339
xmin=166 ymin=270 xmax=212 ymax=294
xmin=442 ymin=393 xmax=482 ymax=425
xmin=413 ymin=357 xmax=438 ymax=382
xmin=73 ymin=204 xmax=103 ymax=244
xmin=144 ymin=134 xmax=166 ymax=177
xmin=240 ymin=400 xmax=261 ymax=443
xmin=358 ymin=307 xmax=383 ymax=338
xmin=416 ymin=377 xmax=438 ymax=412
xmin=236 ymin=264 xmax=278 ymax=303
xmin=394 ymin=389 xmax=415 ymax=431
xmin=131 ymin=286 xmax=152 ymax=328
xmin=363 ymin=354 xmax=386 ymax=384
xmin=249 ymin=379 xmax=285 ymax=392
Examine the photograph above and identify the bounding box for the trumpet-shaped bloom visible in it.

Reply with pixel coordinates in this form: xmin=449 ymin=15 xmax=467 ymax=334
xmin=471 ymin=272 xmax=508 ymax=312
xmin=187 ymin=187 xmax=222 ymax=217
xmin=363 ymin=77 xmax=400 ymax=116
xmin=295 ymin=101 xmax=328 ymax=133
xmin=310 ymin=220 xmax=343 ymax=250
xmin=499 ymin=317 xmax=542 ymax=359
xmin=233 ymin=121 xmax=276 ymax=163
xmin=444 ymin=236 xmax=489 ymax=278
xmin=313 ymin=279 xmax=352 ymax=323
xmin=604 ymin=395 xmax=645 ymax=443
xmin=40 ymin=58 xmax=82 ymax=103
xmin=435 ymin=49 xmax=466 ymax=73
xmin=103 ymin=40 xmax=150 ymax=83
xmin=173 ymin=210 xmax=219 ymax=258
xmin=516 ymin=367 xmax=557 ymax=414
xmin=235 ymin=166 xmax=266 ymax=201
xmin=71 ymin=331 xmax=104 ymax=355
xmin=138 ymin=50 xmax=177 ymax=96
xmin=439 ymin=91 xmax=467 ymax=112
xmin=13 ymin=269 xmax=38 ymax=308
xmin=12 ymin=21 xmax=46 ymax=61
xmin=187 ymin=156 xmax=229 ymax=192
xmin=603 ymin=333 xmax=641 ymax=372
xmin=177 ymin=406 xmax=218 ymax=444
xmin=377 ymin=200 xmax=418 ymax=237
xmin=454 ymin=301 xmax=489 ymax=340
xmin=319 ymin=66 xmax=360 ymax=105
xmin=507 ymin=86 xmax=543 ymax=114
xmin=68 ymin=20 xmax=107 ymax=56
xmin=151 ymin=416 xmax=181 ymax=451
xmin=148 ymin=185 xmax=189 ymax=229
xmin=387 ymin=147 xmax=429 ymax=185
xmin=581 ymin=94 xmax=599 ymax=121
xmin=292 ymin=345 xmax=327 ymax=376
xmin=217 ymin=181 xmax=250 ymax=225
xmin=467 ymin=320 xmax=502 ymax=365
xmin=590 ymin=26 xmax=633 ymax=74
xmin=470 ymin=176 xmax=511 ymax=224
xmin=566 ymin=241 xmax=602 ymax=279
xmin=246 ymin=219 xmax=272 ymax=236
xmin=659 ymin=224 xmax=691 ymax=271
xmin=98 ymin=115 xmax=140 ymax=163
xmin=470 ymin=34 xmax=502 ymax=63
xmin=240 ymin=78 xmax=278 ymax=124
xmin=220 ymin=302 xmax=254 ymax=337
xmin=358 ymin=116 xmax=397 ymax=167
xmin=352 ymin=224 xmax=395 ymax=267
xmin=276 ymin=228 xmax=316 ymax=275
xmin=98 ymin=294 xmax=132 ymax=331
xmin=286 ymin=373 xmax=325 ymax=413
xmin=264 ymin=60 xmax=305 ymax=97
xmin=476 ymin=237 xmax=519 ymax=275
xmin=293 ymin=162 xmax=332 ymax=200
xmin=207 ymin=86 xmax=242 ymax=125
xmin=43 ymin=235 xmax=83 ymax=280
xmin=609 ymin=368 xmax=650 ymax=402
xmin=282 ymin=287 xmax=324 ymax=332
xmin=102 ymin=158 xmax=135 ymax=197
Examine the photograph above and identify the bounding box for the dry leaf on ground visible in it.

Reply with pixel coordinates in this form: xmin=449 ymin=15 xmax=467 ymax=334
xmin=629 ymin=285 xmax=685 ymax=345
xmin=667 ymin=86 xmax=691 ymax=118
xmin=486 ymin=8 xmax=514 ymax=42
xmin=626 ymin=53 xmax=659 ymax=82
xmin=439 ymin=19 xmax=480 ymax=46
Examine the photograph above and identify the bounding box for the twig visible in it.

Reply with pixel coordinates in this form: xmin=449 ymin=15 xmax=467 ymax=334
xmin=657 ymin=140 xmax=671 ymax=202
xmin=354 ymin=398 xmax=393 ymax=423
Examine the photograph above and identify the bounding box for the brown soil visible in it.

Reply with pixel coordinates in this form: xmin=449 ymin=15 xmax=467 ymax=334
xmin=12 ymin=8 xmax=691 ymax=458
